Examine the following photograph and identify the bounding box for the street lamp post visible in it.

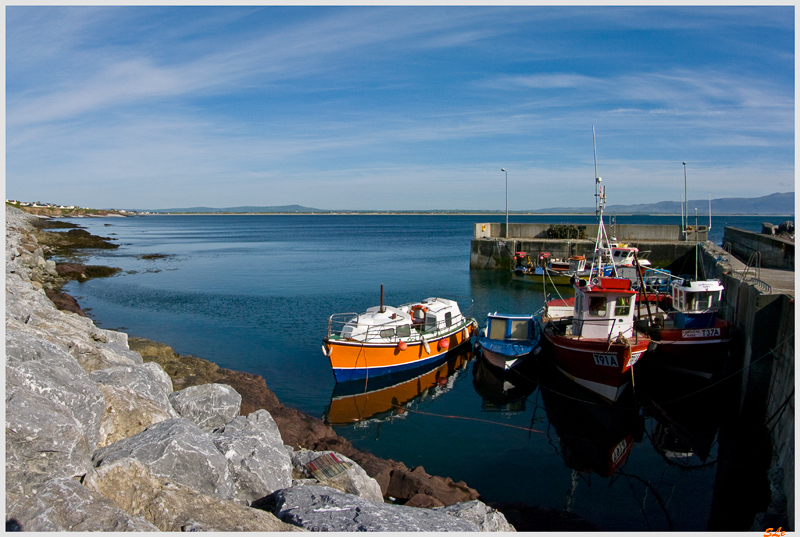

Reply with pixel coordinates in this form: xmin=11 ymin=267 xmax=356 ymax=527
xmin=501 ymin=168 xmax=508 ymax=236
xmin=682 ymin=162 xmax=687 ymax=234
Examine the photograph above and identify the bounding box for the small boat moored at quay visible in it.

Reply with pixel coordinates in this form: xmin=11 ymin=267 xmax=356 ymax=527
xmin=512 ymin=251 xmax=589 ymax=287
xmin=635 ymin=276 xmax=732 ymax=379
xmin=476 ymin=312 xmax=542 ymax=370
xmin=323 ymin=287 xmax=477 ymax=383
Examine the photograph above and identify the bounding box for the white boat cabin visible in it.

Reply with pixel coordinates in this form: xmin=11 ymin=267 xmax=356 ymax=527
xmin=340 ymin=297 xmax=464 ymax=342
xmin=671 ymin=279 xmax=724 ymax=314
xmin=572 ymin=278 xmax=638 ymax=340
xmin=611 ymin=246 xmax=651 ymax=268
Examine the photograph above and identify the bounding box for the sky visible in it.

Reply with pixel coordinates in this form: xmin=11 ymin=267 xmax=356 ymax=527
xmin=5 ymin=5 xmax=796 ymax=211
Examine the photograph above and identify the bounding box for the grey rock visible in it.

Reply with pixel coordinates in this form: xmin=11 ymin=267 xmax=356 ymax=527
xmin=90 ymin=364 xmax=177 ymax=418
xmin=435 ymin=500 xmax=516 ymax=532
xmin=264 ymin=485 xmax=479 ymax=531
xmin=6 ymin=328 xmax=105 ymax=450
xmin=6 ymin=477 xmax=158 ymax=532
xmin=5 ymin=386 xmax=93 ymax=498
xmin=97 ymin=340 xmax=144 ymax=365
xmin=291 ymin=450 xmax=383 ymax=503
xmin=762 ymin=222 xmax=777 ymax=235
xmin=140 ymin=361 xmax=174 ymax=394
xmin=169 ymin=383 xmax=242 ymax=430
xmin=93 ymin=418 xmax=234 ymax=500
xmin=83 ymin=457 xmax=301 ymax=532
xmin=213 ymin=410 xmax=293 ymax=505
xmin=95 ymin=384 xmax=174 ymax=448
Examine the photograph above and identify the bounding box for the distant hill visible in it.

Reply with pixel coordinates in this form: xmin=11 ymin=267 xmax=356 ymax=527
xmin=137 ymin=193 xmax=793 ymax=215
xmin=146 ymin=205 xmax=323 ymax=213
xmin=532 ymin=192 xmax=794 ymax=215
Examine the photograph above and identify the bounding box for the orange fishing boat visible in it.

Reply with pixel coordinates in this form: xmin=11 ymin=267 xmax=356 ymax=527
xmin=322 ymin=287 xmax=477 ymax=383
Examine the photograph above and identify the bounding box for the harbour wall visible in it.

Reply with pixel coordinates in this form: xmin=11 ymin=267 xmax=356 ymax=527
xmin=723 ymin=227 xmax=795 ymax=270
xmin=470 ymin=222 xmax=704 ymax=270
xmin=470 ymin=237 xmax=696 ymax=270
xmin=474 ymin=222 xmax=707 ymax=242
xmin=699 ymin=242 xmax=794 ymax=529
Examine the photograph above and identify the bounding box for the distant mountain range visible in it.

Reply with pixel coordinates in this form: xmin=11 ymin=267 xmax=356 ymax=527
xmin=146 ymin=205 xmax=321 ymax=213
xmin=531 ymin=192 xmax=794 ymax=215
xmin=142 ymin=192 xmax=794 ymax=216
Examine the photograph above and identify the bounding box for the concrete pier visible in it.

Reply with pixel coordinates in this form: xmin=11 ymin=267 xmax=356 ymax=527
xmin=470 ymin=222 xmax=703 ymax=270
xmin=698 ymin=241 xmax=794 ymax=530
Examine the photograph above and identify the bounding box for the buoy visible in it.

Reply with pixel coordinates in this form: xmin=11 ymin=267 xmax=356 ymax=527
xmin=439 ymin=339 xmax=450 ymax=350
xmin=321 ymin=344 xmax=331 ymax=357
xmin=397 ymin=340 xmax=408 ymax=351
xmin=421 ymin=336 xmax=431 ymax=354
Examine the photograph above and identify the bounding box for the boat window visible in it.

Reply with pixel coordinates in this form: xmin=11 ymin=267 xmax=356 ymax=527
xmin=380 ymin=328 xmax=395 ymax=339
xmin=396 ymin=325 xmax=411 ymax=338
xmin=588 ymin=297 xmax=607 ymax=317
xmin=695 ymin=292 xmax=713 ymax=310
xmin=615 ymin=296 xmax=631 ymax=316
xmin=489 ymin=320 xmax=507 ymax=340
xmin=445 ymin=312 xmax=452 ymax=328
xmin=509 ymin=320 xmax=529 ymax=340
xmin=424 ymin=315 xmax=437 ymax=333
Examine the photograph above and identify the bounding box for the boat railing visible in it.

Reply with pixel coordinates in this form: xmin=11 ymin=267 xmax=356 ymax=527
xmin=326 ymin=311 xmax=472 ymax=343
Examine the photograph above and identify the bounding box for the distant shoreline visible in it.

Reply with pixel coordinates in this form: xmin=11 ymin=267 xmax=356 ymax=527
xmin=132 ymin=212 xmax=794 ymax=217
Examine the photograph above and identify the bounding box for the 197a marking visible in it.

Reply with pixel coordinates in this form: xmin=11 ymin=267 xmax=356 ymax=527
xmin=593 ymin=354 xmax=619 ymax=367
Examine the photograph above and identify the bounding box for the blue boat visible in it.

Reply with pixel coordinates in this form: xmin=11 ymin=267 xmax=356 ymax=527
xmin=476 ymin=313 xmax=542 ymax=370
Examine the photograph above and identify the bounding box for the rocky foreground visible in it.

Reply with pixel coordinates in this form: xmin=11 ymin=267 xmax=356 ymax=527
xmin=5 ymin=206 xmax=515 ymax=532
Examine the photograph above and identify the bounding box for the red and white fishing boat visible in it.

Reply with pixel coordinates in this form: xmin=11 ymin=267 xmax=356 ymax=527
xmin=635 ymin=272 xmax=732 ymax=379
xmin=633 ymin=171 xmax=733 ymax=379
xmin=540 ymin=130 xmax=651 ymax=402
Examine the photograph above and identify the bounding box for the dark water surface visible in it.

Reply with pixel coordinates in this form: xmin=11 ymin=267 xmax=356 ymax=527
xmin=59 ymin=214 xmax=773 ymax=531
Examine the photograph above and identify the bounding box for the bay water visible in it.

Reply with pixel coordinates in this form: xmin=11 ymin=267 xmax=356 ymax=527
xmin=59 ymin=213 xmax=772 ymax=530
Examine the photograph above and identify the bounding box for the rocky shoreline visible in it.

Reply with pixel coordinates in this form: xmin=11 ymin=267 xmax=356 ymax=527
xmin=5 ymin=206 xmax=517 ymax=532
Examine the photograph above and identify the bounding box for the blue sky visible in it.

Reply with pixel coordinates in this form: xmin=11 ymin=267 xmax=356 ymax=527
xmin=5 ymin=6 xmax=795 ymax=211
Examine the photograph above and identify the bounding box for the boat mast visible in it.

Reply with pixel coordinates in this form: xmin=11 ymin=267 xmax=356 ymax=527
xmin=591 ymin=126 xmax=616 ymax=278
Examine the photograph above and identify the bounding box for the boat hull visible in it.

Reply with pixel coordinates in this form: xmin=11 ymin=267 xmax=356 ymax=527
xmin=324 ymin=323 xmax=475 ymax=383
xmin=478 ymin=345 xmax=533 ymax=370
xmin=325 ymin=346 xmax=473 ymax=424
xmin=644 ymin=321 xmax=732 ymax=379
xmin=542 ymin=328 xmax=650 ymax=402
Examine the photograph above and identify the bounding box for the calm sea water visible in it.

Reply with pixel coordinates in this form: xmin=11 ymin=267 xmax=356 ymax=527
xmin=59 ymin=214 xmax=773 ymax=531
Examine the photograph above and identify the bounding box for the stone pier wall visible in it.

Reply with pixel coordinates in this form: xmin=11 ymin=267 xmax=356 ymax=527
xmin=723 ymin=227 xmax=795 ymax=270
xmin=700 ymin=242 xmax=794 ymax=529
xmin=470 ymin=237 xmax=696 ymax=270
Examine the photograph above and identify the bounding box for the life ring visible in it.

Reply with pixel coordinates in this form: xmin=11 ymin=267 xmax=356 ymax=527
xmin=410 ymin=305 xmax=428 ymax=322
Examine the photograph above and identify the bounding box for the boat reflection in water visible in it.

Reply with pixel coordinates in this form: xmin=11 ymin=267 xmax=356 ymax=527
xmin=637 ymin=366 xmax=725 ymax=466
xmin=539 ymin=360 xmax=644 ymax=478
xmin=323 ymin=345 xmax=474 ymax=426
xmin=472 ymin=354 xmax=538 ymax=413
